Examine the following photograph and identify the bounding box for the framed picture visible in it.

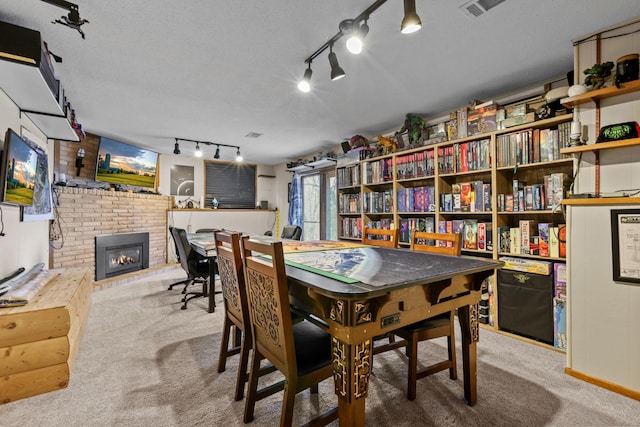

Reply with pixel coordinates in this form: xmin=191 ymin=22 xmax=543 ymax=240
xmin=611 ymin=209 xmax=640 ymax=284
xmin=20 ymin=127 xmax=54 ymax=222
xmin=170 ymin=165 xmax=194 ymax=196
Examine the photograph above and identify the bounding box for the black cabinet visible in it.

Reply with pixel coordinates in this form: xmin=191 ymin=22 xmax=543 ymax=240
xmin=497 ymin=269 xmax=554 ymax=344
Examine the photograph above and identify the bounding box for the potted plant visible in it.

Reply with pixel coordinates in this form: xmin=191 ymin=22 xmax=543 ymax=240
xmin=583 ymin=61 xmax=615 ymax=89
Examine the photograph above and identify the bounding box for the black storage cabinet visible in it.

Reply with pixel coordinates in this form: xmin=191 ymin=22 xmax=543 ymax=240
xmin=497 ymin=269 xmax=554 ymax=344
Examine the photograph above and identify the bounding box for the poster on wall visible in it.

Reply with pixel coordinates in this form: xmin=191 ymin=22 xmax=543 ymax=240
xmin=20 ymin=127 xmax=54 ymax=222
xmin=170 ymin=165 xmax=194 ymax=196
xmin=611 ymin=209 xmax=640 ymax=284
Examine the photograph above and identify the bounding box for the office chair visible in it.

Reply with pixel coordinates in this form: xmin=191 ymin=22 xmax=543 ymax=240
xmin=170 ymin=227 xmax=211 ymax=310
xmin=241 ymin=237 xmax=338 ymax=426
xmin=167 ymin=226 xmax=203 ymax=292
xmin=280 ymin=224 xmax=302 ymax=240
xmin=393 ymin=230 xmax=462 ymax=400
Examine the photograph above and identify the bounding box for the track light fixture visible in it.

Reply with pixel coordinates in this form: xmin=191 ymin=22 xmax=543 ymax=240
xmin=328 ymin=43 xmax=346 ymax=81
xmin=298 ymin=64 xmax=312 ymax=93
xmin=401 ymin=0 xmax=422 ymax=34
xmin=299 ymin=0 xmax=422 ymax=91
xmin=174 ymin=138 xmax=243 ymax=162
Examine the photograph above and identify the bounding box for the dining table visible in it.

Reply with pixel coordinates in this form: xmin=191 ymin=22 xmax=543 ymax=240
xmin=190 ymin=236 xmax=502 ymax=426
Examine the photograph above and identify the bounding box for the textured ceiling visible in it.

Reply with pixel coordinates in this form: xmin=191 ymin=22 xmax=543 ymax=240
xmin=1 ymin=1 xmax=639 ymax=165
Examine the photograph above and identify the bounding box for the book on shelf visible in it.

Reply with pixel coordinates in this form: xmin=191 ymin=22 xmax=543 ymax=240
xmin=554 ymin=262 xmax=567 ymax=298
xmin=554 ymin=297 xmax=567 ymax=351
xmin=538 ymin=223 xmax=551 ymax=257
xmin=499 ymin=256 xmax=552 ymax=275
xmin=463 ymin=219 xmax=478 ymax=250
xmin=498 ymin=226 xmax=510 ymax=253
xmin=478 ymin=222 xmax=486 ymax=251
xmin=452 ymin=183 xmax=462 ymax=212
xmin=558 ymin=224 xmax=566 ymax=258
xmin=510 ymin=227 xmax=521 ymax=254
xmin=486 ymin=223 xmax=493 ymax=251
xmin=519 ymin=220 xmax=539 ymax=255
xmin=549 ymin=226 xmax=560 ymax=258
xmin=460 ymin=182 xmax=472 ymax=212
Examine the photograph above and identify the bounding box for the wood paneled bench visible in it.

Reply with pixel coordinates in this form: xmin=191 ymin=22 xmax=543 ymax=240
xmin=0 ymin=267 xmax=92 ymax=404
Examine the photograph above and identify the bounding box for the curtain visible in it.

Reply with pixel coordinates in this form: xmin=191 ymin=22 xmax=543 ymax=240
xmin=288 ymin=173 xmax=303 ymax=227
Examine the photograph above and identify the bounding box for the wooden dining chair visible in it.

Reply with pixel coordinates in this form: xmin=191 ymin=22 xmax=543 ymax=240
xmin=241 ymin=237 xmax=338 ymax=427
xmin=214 ymin=231 xmax=278 ymax=402
xmin=393 ymin=230 xmax=462 ymax=400
xmin=361 ymin=227 xmax=406 ymax=355
xmin=362 ymin=226 xmax=399 ymax=248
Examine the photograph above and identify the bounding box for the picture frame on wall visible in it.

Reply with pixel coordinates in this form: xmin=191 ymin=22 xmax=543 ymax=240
xmin=170 ymin=165 xmax=194 ymax=196
xmin=611 ymin=209 xmax=640 ymax=284
xmin=20 ymin=127 xmax=54 ymax=222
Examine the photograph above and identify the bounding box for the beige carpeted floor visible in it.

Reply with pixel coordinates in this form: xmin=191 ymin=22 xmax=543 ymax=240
xmin=3 ymin=269 xmax=640 ymax=426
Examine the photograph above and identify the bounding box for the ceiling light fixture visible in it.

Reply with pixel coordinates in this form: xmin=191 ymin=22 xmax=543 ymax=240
xmin=42 ymin=0 xmax=90 ymax=39
xmin=173 ymin=140 xmax=181 ymax=155
xmin=328 ymin=43 xmax=346 ymax=81
xmin=299 ymin=0 xmax=421 ymax=91
xmin=298 ymin=64 xmax=312 ymax=93
xmin=401 ymin=0 xmax=422 ymax=34
xmin=175 ymin=138 xmax=243 ymax=162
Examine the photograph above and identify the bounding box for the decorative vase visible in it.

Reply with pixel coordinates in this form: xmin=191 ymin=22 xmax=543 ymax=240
xmin=568 ymin=84 xmax=588 ymax=97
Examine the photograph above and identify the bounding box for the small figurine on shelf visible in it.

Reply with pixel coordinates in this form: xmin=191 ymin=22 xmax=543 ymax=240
xmin=396 ymin=113 xmax=426 ymax=146
xmin=349 ymin=134 xmax=369 ymax=150
xmin=583 ymin=61 xmax=614 ymax=89
xmin=212 ymin=198 xmax=219 ymax=209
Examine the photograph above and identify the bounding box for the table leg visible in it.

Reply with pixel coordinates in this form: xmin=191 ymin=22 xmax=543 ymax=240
xmin=457 ymin=303 xmax=479 ymax=406
xmin=331 ymin=336 xmax=371 ymax=427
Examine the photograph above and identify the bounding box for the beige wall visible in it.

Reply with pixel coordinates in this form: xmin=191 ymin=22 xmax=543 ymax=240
xmin=568 ymin=17 xmax=640 ymax=393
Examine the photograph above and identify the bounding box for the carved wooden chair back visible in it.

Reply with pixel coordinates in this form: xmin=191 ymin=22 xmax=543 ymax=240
xmin=362 ymin=227 xmax=399 ymax=248
xmin=410 ymin=231 xmax=462 ymax=256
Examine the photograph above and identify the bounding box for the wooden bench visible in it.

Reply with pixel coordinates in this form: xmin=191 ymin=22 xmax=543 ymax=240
xmin=0 ymin=267 xmax=92 ymax=404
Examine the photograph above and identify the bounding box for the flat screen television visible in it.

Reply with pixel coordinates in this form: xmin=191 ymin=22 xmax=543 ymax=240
xmin=0 ymin=128 xmax=38 ymax=206
xmin=96 ymin=137 xmax=158 ymax=188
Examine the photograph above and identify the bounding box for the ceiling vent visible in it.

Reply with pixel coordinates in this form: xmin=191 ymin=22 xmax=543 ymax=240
xmin=245 ymin=132 xmax=262 ymax=138
xmin=459 ymin=0 xmax=506 ymax=18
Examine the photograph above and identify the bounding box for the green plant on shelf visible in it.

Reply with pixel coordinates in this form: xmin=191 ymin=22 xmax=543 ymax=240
xmin=583 ymin=61 xmax=614 ymax=89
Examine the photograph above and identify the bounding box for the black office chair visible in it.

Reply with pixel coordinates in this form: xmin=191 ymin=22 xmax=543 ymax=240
xmin=171 ymin=227 xmax=211 ymax=310
xmin=167 ymin=226 xmax=198 ymax=292
xmin=281 ymin=225 xmax=302 ymax=240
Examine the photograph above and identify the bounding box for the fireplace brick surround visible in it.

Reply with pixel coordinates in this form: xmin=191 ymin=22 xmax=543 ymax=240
xmin=51 ymin=187 xmax=171 ymax=279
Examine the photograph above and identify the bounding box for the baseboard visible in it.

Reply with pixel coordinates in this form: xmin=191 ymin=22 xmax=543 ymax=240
xmin=93 ymin=263 xmax=182 ymax=291
xmin=565 ymin=368 xmax=640 ymax=402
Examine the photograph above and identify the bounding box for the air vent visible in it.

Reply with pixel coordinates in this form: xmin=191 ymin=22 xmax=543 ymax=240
xmin=459 ymin=0 xmax=506 ymax=18
xmin=245 ymin=132 xmax=262 ymax=138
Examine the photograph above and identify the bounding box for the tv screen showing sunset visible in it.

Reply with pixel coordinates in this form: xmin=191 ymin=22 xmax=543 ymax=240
xmin=96 ymin=137 xmax=158 ymax=188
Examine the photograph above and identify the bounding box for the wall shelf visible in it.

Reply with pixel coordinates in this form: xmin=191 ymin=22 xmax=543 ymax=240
xmin=562 ymin=197 xmax=640 ymax=206
xmin=560 ymin=79 xmax=640 ymax=107
xmin=560 ymin=137 xmax=640 ymax=154
xmin=286 ymin=158 xmax=336 ymax=172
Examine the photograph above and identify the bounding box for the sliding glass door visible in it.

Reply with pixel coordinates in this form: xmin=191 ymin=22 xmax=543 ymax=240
xmin=301 ymin=169 xmax=336 ymax=241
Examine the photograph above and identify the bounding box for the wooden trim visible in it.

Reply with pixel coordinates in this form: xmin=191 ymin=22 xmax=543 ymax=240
xmin=563 ymin=197 xmax=640 ymax=206
xmin=565 ymin=368 xmax=640 ymax=401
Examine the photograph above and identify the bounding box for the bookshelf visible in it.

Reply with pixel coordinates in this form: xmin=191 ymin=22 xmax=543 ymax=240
xmin=336 ymin=112 xmax=574 ymax=348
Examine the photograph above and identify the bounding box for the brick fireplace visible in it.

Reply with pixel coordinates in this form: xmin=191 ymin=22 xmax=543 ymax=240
xmin=51 ymin=187 xmax=171 ymax=280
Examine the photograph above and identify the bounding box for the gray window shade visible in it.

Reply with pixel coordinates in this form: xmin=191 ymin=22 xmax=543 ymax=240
xmin=204 ymin=161 xmax=256 ymax=209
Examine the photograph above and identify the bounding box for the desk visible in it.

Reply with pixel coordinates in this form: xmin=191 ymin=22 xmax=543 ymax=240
xmin=282 ymin=246 xmax=502 ymax=427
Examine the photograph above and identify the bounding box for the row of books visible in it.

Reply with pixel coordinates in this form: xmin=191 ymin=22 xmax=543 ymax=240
xmin=363 ymin=158 xmax=393 ymax=184
xmin=453 ymin=139 xmax=491 ymax=172
xmin=337 ymin=164 xmax=361 ymax=187
xmin=363 ymin=189 xmax=393 ymax=213
xmin=496 ymin=122 xmax=571 ymax=167
xmin=364 ymin=219 xmax=394 ymax=241
xmin=340 ymin=217 xmax=362 ymax=239
xmin=397 ymin=186 xmax=436 ymax=213
xmin=398 ymin=217 xmax=435 ymax=244
xmin=497 ymin=173 xmax=568 ymax=212
xmin=395 ymin=150 xmax=435 ymax=180
xmin=497 ymin=222 xmax=566 ymax=258
xmin=338 ymin=193 xmax=361 ymax=214
xmin=434 ymin=219 xmax=491 ymax=251
xmin=440 ymin=181 xmax=491 ymax=213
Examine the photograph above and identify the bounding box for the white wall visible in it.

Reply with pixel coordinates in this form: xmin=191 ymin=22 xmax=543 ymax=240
xmin=568 ymin=17 xmax=640 ymax=393
xmin=0 ymin=90 xmax=51 ymax=277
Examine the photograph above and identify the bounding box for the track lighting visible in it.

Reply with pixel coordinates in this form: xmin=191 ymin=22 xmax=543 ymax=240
xmin=174 ymin=138 xmax=243 ymax=162
xmin=401 ymin=0 xmax=422 ymax=34
xmin=328 ymin=44 xmax=346 ymax=81
xmin=298 ymin=64 xmax=312 ymax=93
xmin=299 ymin=0 xmax=423 ymax=91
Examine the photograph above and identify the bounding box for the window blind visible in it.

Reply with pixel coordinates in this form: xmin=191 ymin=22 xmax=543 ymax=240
xmin=204 ymin=161 xmax=256 ymax=209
